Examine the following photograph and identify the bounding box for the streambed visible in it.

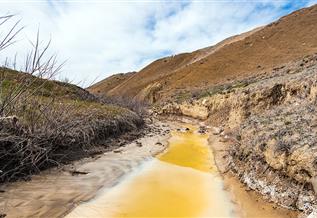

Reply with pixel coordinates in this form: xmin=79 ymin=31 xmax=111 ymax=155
xmin=66 ymin=126 xmax=235 ymax=217
xmin=0 ymin=122 xmax=297 ymax=218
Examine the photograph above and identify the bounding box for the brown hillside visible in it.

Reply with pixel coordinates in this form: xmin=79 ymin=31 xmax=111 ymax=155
xmin=90 ymin=4 xmax=317 ymax=102
xmin=88 ymin=71 xmax=135 ymax=95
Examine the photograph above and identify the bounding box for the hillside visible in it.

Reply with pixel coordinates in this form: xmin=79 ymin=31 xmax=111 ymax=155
xmin=89 ymin=4 xmax=317 ymax=103
xmin=0 ymin=67 xmax=143 ymax=183
xmin=88 ymin=71 xmax=135 ymax=95
xmin=0 ymin=67 xmax=94 ymax=101
xmin=158 ymin=52 xmax=317 ymax=215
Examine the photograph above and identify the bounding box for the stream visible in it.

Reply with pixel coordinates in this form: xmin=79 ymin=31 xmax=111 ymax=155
xmin=0 ymin=122 xmax=298 ymax=217
xmin=66 ymin=125 xmax=236 ymax=217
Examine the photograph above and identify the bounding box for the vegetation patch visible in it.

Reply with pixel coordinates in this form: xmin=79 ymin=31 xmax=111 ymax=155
xmin=0 ymin=68 xmax=144 ymax=183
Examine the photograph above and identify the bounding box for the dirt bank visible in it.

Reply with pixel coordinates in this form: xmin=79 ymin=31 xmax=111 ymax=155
xmin=0 ymin=121 xmax=170 ymax=218
xmin=157 ymin=54 xmax=317 ymax=217
xmin=208 ymin=130 xmax=298 ymax=218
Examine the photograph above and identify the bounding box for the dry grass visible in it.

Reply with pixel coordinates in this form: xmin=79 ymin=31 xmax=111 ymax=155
xmin=0 ymin=70 xmax=143 ymax=183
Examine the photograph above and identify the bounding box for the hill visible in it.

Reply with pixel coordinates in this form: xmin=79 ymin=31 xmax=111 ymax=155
xmin=89 ymin=4 xmax=317 ymax=103
xmin=0 ymin=67 xmax=143 ymax=183
xmin=0 ymin=67 xmax=93 ymax=101
xmin=88 ymin=71 xmax=135 ymax=96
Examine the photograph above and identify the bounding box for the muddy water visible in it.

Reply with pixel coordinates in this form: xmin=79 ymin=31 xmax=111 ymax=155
xmin=66 ymin=126 xmax=236 ymax=218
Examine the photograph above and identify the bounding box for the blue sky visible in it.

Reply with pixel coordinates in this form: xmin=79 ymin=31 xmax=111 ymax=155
xmin=0 ymin=0 xmax=316 ymax=86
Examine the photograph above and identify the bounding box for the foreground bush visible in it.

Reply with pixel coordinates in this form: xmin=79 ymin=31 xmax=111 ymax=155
xmin=0 ymin=97 xmax=143 ymax=182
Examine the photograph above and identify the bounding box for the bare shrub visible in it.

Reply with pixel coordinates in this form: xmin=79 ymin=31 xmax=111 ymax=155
xmin=0 ymin=97 xmax=142 ymax=182
xmin=0 ymin=30 xmax=65 ymax=116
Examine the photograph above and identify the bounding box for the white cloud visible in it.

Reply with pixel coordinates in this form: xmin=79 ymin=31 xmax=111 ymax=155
xmin=0 ymin=1 xmax=314 ymax=87
xmin=307 ymin=0 xmax=317 ymax=6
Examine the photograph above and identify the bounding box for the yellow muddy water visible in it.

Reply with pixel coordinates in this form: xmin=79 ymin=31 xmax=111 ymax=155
xmin=66 ymin=126 xmax=235 ymax=218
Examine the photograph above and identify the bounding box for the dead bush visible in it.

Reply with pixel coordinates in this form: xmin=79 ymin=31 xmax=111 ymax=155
xmin=0 ymin=97 xmax=143 ymax=182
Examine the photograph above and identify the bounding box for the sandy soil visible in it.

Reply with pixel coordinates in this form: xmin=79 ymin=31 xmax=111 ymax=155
xmin=0 ymin=121 xmax=170 ymax=218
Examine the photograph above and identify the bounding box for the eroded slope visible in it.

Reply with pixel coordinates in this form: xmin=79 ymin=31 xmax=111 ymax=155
xmin=158 ymin=53 xmax=317 ymax=216
xmin=92 ymin=5 xmax=317 ymax=103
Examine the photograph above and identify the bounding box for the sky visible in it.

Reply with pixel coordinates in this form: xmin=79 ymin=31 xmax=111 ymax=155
xmin=0 ymin=0 xmax=316 ymax=87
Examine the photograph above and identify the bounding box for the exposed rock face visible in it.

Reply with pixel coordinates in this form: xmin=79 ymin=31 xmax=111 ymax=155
xmin=158 ymin=53 xmax=317 ymax=215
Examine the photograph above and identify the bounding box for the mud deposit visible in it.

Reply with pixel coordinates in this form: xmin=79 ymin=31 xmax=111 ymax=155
xmin=66 ymin=126 xmax=235 ymax=218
